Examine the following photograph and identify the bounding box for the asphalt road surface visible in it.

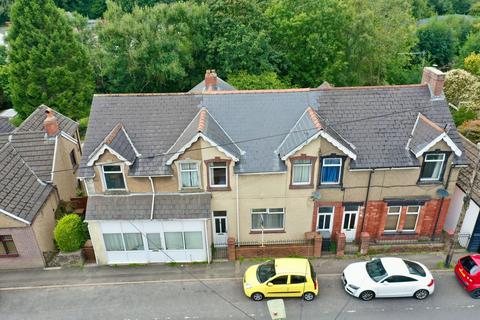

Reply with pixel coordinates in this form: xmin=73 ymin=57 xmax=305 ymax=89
xmin=1 ymin=271 xmax=478 ymax=320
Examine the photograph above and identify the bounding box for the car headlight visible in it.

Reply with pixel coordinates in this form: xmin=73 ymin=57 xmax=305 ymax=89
xmin=245 ymin=283 xmax=252 ymax=289
xmin=348 ymin=284 xmax=360 ymax=290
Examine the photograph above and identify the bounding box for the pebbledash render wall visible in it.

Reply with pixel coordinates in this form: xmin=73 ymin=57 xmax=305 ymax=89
xmin=85 ymin=132 xmax=460 ymax=246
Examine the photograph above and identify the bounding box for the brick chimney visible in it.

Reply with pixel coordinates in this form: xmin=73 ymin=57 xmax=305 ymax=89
xmin=421 ymin=67 xmax=445 ymax=98
xmin=44 ymin=108 xmax=59 ymax=137
xmin=204 ymin=69 xmax=217 ymax=91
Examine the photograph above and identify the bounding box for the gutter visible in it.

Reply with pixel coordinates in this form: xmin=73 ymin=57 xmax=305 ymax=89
xmin=149 ymin=177 xmax=155 ymax=220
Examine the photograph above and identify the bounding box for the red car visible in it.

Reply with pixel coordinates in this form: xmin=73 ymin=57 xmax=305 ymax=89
xmin=455 ymin=254 xmax=480 ymax=298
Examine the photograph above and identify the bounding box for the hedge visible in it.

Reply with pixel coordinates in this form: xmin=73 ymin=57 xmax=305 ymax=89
xmin=54 ymin=214 xmax=87 ymax=252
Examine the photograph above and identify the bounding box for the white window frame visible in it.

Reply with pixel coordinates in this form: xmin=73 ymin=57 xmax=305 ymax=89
xmin=208 ymin=161 xmax=228 ymax=188
xmin=320 ymin=157 xmax=342 ymax=184
xmin=384 ymin=206 xmax=401 ymax=232
xmin=317 ymin=206 xmax=334 ymax=232
xmin=251 ymin=208 xmax=285 ymax=231
xmin=101 ymin=164 xmax=127 ymax=191
xmin=420 ymin=153 xmax=445 ymax=181
xmin=178 ymin=160 xmax=201 ymax=189
xmin=403 ymin=206 xmax=421 ymax=231
xmin=292 ymin=159 xmax=312 ymax=185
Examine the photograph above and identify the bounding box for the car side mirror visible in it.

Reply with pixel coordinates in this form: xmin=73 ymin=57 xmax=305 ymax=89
xmin=267 ymin=282 xmax=273 ymax=287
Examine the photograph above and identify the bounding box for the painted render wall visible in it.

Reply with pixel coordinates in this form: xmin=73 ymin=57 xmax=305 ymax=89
xmin=52 ymin=136 xmax=82 ymax=201
xmin=0 ymin=226 xmax=45 ymax=269
xmin=31 ymin=192 xmax=58 ymax=253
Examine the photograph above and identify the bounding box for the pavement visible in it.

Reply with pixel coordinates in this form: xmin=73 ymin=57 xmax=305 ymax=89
xmin=0 ymin=251 xmax=477 ymax=320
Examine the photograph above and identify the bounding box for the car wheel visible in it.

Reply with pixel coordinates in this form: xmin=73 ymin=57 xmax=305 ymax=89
xmin=251 ymin=292 xmax=264 ymax=301
xmin=303 ymin=292 xmax=315 ymax=301
xmin=470 ymin=289 xmax=480 ymax=299
xmin=414 ymin=289 xmax=429 ymax=300
xmin=359 ymin=290 xmax=375 ymax=301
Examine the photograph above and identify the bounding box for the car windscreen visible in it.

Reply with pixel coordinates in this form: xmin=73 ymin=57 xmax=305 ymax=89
xmin=257 ymin=260 xmax=276 ymax=283
xmin=461 ymin=256 xmax=480 ymax=275
xmin=366 ymin=259 xmax=387 ymax=282
xmin=404 ymin=260 xmax=426 ymax=277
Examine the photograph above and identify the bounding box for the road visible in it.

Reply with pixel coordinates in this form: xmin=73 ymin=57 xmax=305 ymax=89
xmin=0 ymin=270 xmax=478 ymax=320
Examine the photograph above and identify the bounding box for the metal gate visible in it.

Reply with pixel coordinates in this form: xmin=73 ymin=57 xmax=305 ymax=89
xmin=212 ymin=243 xmax=228 ymax=260
xmin=468 ymin=216 xmax=480 ymax=253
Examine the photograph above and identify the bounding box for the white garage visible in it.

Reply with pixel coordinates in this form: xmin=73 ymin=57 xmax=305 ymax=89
xmin=98 ymin=219 xmax=209 ymax=264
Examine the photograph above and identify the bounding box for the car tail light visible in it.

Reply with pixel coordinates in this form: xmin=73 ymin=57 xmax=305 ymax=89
xmin=427 ymin=279 xmax=434 ymax=287
xmin=314 ymin=279 xmax=318 ymax=290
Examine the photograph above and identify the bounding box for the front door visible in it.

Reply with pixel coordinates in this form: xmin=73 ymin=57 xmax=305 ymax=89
xmin=342 ymin=206 xmax=359 ymax=241
xmin=213 ymin=211 xmax=228 ymax=246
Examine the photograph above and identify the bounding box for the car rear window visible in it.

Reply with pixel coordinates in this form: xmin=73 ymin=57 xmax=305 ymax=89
xmin=366 ymin=259 xmax=387 ymax=282
xmin=461 ymin=256 xmax=480 ymax=275
xmin=403 ymin=260 xmax=426 ymax=277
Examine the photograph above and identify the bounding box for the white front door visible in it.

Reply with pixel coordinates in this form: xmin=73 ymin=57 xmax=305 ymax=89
xmin=213 ymin=211 xmax=228 ymax=246
xmin=342 ymin=206 xmax=359 ymax=241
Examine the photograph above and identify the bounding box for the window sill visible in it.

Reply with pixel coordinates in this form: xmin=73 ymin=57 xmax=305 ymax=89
xmin=104 ymin=190 xmax=128 ymax=195
xmin=382 ymin=231 xmax=417 ymax=236
xmin=0 ymin=254 xmax=19 ymax=258
xmin=207 ymin=186 xmax=231 ymax=192
xmin=417 ymin=180 xmax=443 ymax=185
xmin=317 ymin=184 xmax=342 ymax=189
xmin=250 ymin=230 xmax=286 ymax=234
xmin=180 ymin=187 xmax=204 ymax=193
xmin=289 ymin=184 xmax=313 ymax=190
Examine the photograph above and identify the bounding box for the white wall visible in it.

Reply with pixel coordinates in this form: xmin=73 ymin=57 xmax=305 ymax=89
xmin=444 ymin=186 xmax=464 ymax=231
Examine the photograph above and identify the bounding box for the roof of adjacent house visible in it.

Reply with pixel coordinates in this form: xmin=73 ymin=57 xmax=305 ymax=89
xmin=16 ymin=104 xmax=78 ymax=139
xmin=79 ymin=84 xmax=467 ymax=178
xmin=457 ymin=135 xmax=480 ymax=205
xmin=85 ymin=193 xmax=211 ymax=220
xmin=0 ymin=116 xmax=14 ymax=133
xmin=0 ymin=143 xmax=53 ymax=223
xmin=189 ymin=77 xmax=237 ymax=93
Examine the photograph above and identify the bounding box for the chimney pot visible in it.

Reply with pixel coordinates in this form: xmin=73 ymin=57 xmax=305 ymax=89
xmin=204 ymin=69 xmax=218 ymax=91
xmin=421 ymin=67 xmax=445 ymax=98
xmin=44 ymin=108 xmax=59 ymax=137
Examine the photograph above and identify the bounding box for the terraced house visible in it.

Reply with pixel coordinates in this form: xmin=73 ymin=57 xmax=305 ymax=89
xmin=79 ymin=68 xmax=468 ymax=265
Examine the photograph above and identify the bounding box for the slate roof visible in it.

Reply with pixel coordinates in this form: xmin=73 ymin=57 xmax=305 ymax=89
xmin=80 ymin=84 xmax=467 ymax=178
xmin=0 ymin=116 xmax=14 ymax=133
xmin=0 ymin=143 xmax=53 ymax=223
xmin=16 ymin=104 xmax=78 ymax=139
xmin=457 ymin=135 xmax=480 ymax=206
xmin=408 ymin=113 xmax=445 ymax=156
xmin=85 ymin=193 xmax=211 ymax=220
xmin=88 ymin=123 xmax=138 ymax=165
xmin=189 ymin=77 xmax=236 ymax=93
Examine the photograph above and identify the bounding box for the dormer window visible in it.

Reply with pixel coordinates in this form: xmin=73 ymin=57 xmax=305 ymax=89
xmin=320 ymin=157 xmax=342 ymax=185
xmin=180 ymin=161 xmax=200 ymax=188
xmin=420 ymin=153 xmax=445 ymax=181
xmin=102 ymin=165 xmax=126 ymax=190
xmin=292 ymin=159 xmax=312 ymax=185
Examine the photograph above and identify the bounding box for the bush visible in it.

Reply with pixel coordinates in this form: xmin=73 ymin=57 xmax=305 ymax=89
xmin=452 ymin=106 xmax=477 ymax=126
xmin=78 ymin=117 xmax=88 ymax=139
xmin=464 ymin=52 xmax=480 ymax=76
xmin=459 ymin=119 xmax=480 ymax=143
xmin=54 ymin=214 xmax=87 ymax=252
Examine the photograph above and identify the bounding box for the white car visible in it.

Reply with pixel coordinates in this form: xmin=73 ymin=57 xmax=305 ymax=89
xmin=341 ymin=257 xmax=435 ymax=301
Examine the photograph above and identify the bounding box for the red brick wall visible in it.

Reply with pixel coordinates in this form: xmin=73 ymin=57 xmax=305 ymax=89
xmin=234 ymin=244 xmax=314 ymax=259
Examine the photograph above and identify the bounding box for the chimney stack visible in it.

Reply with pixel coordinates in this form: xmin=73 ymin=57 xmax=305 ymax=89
xmin=44 ymin=108 xmax=59 ymax=137
xmin=204 ymin=69 xmax=217 ymax=91
xmin=421 ymin=67 xmax=445 ymax=98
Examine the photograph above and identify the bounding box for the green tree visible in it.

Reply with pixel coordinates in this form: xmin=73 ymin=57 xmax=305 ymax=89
xmin=0 ymin=45 xmax=11 ymax=110
xmin=470 ymin=2 xmax=480 ymax=15
xmin=411 ymin=0 xmax=434 ymax=19
xmin=113 ymin=0 xmax=175 ymax=12
xmin=417 ymin=19 xmax=455 ymax=67
xmin=8 ymin=0 xmax=94 ymax=119
xmin=0 ymin=0 xmax=12 ymax=24
xmin=266 ymin=0 xmax=350 ymax=87
xmin=227 ymin=71 xmax=291 ymax=90
xmin=344 ymin=0 xmax=418 ymax=86
xmin=206 ymin=0 xmax=278 ymax=77
xmin=464 ymin=52 xmax=480 ymax=76
xmin=459 ymin=30 xmax=480 ymax=63
xmin=94 ymin=0 xmax=209 ymax=93
xmin=54 ymin=0 xmax=107 ymax=19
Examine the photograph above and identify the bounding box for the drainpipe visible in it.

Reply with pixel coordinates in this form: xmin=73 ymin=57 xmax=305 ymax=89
xmin=149 ymin=177 xmax=155 ymax=220
xmin=236 ymin=173 xmax=240 ymax=247
xmin=360 ymin=169 xmax=373 ymax=233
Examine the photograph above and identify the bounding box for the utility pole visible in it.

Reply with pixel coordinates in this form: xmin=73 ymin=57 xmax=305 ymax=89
xmin=445 ymin=142 xmax=480 ymax=267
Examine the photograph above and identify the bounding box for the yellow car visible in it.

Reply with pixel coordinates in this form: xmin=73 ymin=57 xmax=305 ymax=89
xmin=243 ymin=258 xmax=318 ymax=301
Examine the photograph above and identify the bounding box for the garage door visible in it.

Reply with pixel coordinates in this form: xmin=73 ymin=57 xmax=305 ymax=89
xmin=100 ymin=220 xmax=208 ymax=264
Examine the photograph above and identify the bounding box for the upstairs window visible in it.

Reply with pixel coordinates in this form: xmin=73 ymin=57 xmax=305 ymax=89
xmin=208 ymin=161 xmax=228 ymax=187
xmin=180 ymin=162 xmax=200 ymax=188
xmin=102 ymin=165 xmax=126 ymax=190
xmin=69 ymin=150 xmax=78 ymax=169
xmin=292 ymin=159 xmax=312 ymax=185
xmin=320 ymin=157 xmax=342 ymax=184
xmin=420 ymin=153 xmax=445 ymax=181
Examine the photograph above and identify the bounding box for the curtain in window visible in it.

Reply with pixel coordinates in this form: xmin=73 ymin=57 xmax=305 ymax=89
xmin=321 ymin=166 xmax=340 ymax=183
xmin=123 ymin=233 xmax=144 ymax=251
xmin=252 ymin=213 xmax=284 ymax=229
xmin=165 ymin=232 xmax=184 ymax=250
xmin=181 ymin=163 xmax=199 ymax=187
xmin=184 ymin=232 xmax=203 ymax=249
xmin=103 ymin=234 xmax=125 ymax=251
xmin=147 ymin=233 xmax=162 ymax=250
xmin=293 ymin=162 xmax=310 ymax=184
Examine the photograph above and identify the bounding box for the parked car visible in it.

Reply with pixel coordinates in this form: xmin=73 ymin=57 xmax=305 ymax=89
xmin=341 ymin=257 xmax=435 ymax=301
xmin=243 ymin=258 xmax=318 ymax=301
xmin=454 ymin=254 xmax=480 ymax=299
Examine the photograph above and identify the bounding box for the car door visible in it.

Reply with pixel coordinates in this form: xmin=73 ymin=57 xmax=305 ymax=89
xmin=288 ymin=275 xmax=307 ymax=297
xmin=377 ymin=276 xmax=418 ymax=297
xmin=265 ymin=275 xmax=289 ymax=297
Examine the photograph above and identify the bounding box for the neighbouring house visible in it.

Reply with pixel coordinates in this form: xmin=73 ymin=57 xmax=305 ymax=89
xmin=0 ymin=116 xmax=14 ymax=133
xmin=79 ymin=67 xmax=467 ymax=265
xmin=0 ymin=105 xmax=82 ymax=269
xmin=445 ymin=135 xmax=480 ymax=253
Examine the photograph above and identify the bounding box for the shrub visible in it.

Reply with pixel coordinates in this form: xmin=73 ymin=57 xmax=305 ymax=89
xmin=452 ymin=106 xmax=477 ymax=126
xmin=444 ymin=69 xmax=478 ymax=106
xmin=459 ymin=119 xmax=480 ymax=143
xmin=464 ymin=52 xmax=480 ymax=76
xmin=54 ymin=214 xmax=87 ymax=252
